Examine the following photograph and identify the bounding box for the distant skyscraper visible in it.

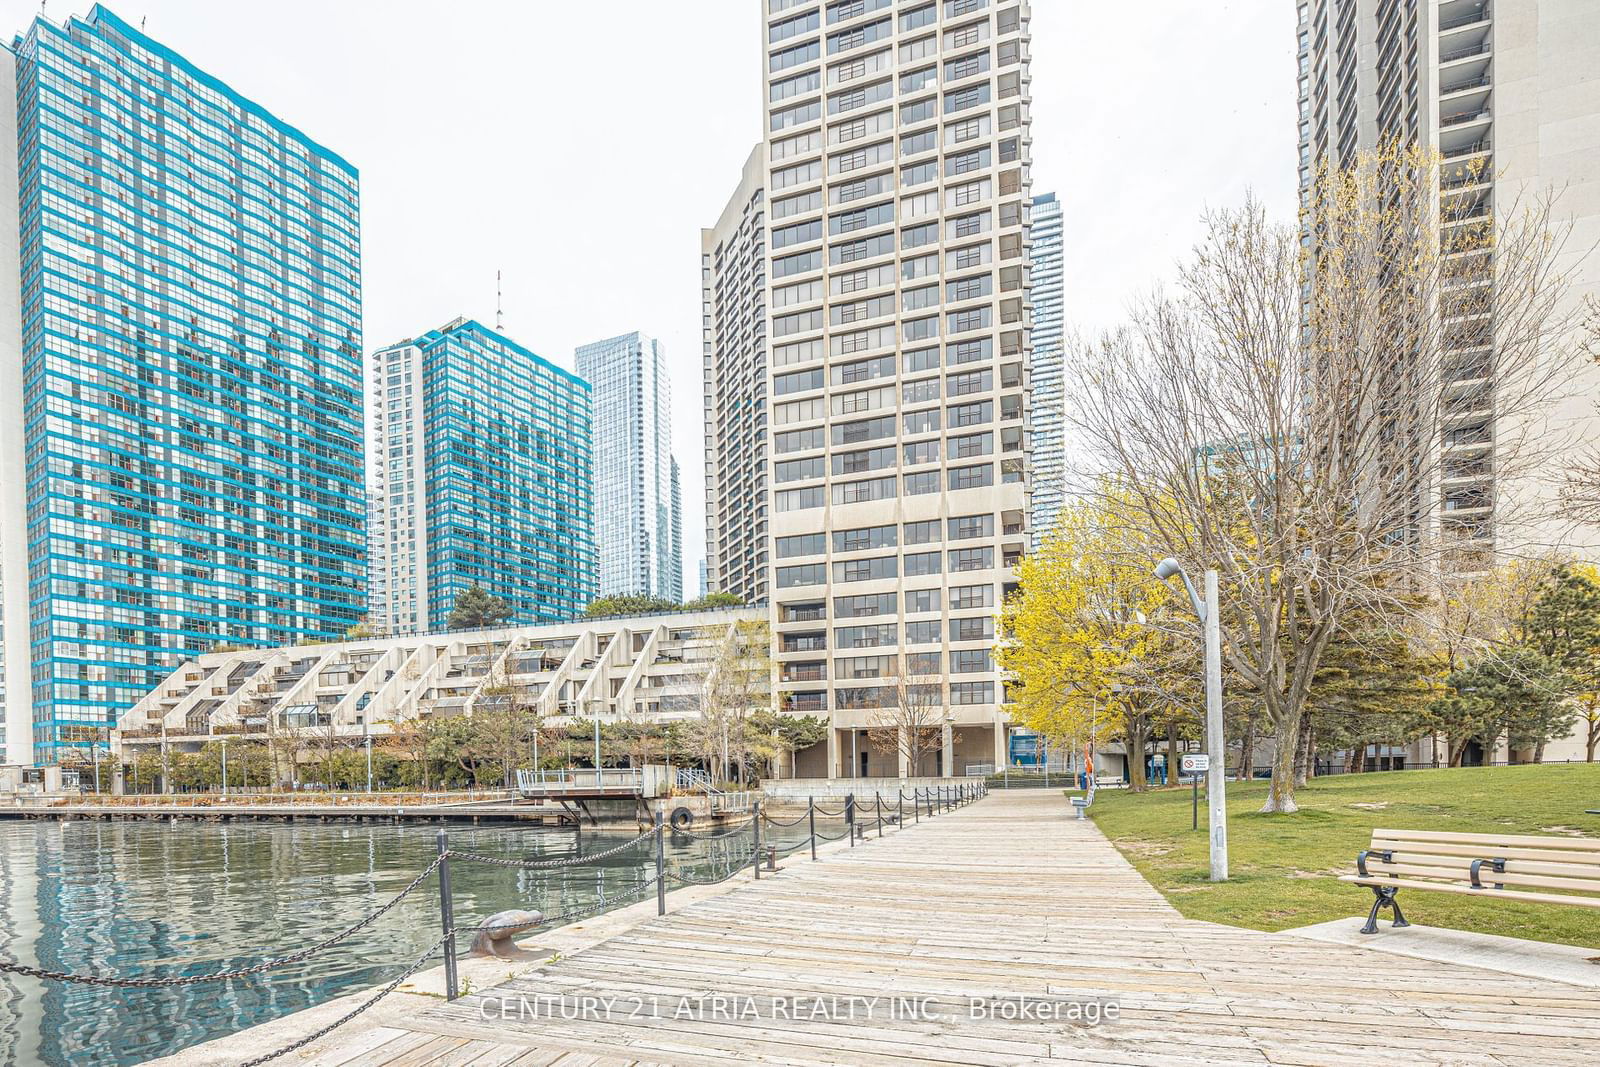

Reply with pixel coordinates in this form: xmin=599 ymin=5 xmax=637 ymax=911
xmin=1029 ymin=193 xmax=1064 ymax=544
xmin=574 ymin=331 xmax=681 ymax=602
xmin=368 ymin=318 xmax=595 ymax=632
xmin=1 ymin=7 xmax=364 ymax=765
xmin=702 ymin=145 xmax=769 ymax=606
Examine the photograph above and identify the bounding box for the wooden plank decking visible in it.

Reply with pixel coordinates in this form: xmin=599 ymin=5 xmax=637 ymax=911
xmin=192 ymin=790 xmax=1597 ymax=1065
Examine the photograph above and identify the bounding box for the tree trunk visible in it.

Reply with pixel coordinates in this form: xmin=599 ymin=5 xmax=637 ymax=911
xmin=1165 ymin=720 xmax=1180 ymax=787
xmin=1126 ymin=717 xmax=1149 ymax=792
xmin=1238 ymin=712 xmax=1255 ymax=783
xmin=1292 ymin=712 xmax=1314 ymax=789
xmin=1588 ymin=715 xmax=1598 ymax=762
xmin=1262 ymin=719 xmax=1300 ymax=813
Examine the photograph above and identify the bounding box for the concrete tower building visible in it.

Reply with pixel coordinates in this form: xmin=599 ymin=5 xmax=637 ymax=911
xmin=702 ymin=145 xmax=772 ymax=607
xmin=751 ymin=0 xmax=1036 ymax=776
xmin=1296 ymin=0 xmax=1600 ymax=558
xmin=575 ymin=331 xmax=682 ymax=603
xmin=1 ymin=6 xmax=364 ymax=766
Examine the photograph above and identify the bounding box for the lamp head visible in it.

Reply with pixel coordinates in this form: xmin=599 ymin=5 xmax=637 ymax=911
xmin=1154 ymin=557 xmax=1182 ymax=581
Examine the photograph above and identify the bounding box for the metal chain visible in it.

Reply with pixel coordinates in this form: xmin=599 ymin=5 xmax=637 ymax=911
xmin=811 ymin=805 xmax=847 ymax=816
xmin=238 ymin=933 xmax=450 ymax=1067
xmin=458 ymin=872 xmax=666 ymax=939
xmin=760 ymin=811 xmax=810 ymax=827
xmin=446 ymin=828 xmax=652 ymax=870
xmin=666 ymin=847 xmax=758 ymax=886
xmin=0 ymin=855 xmax=444 ymax=988
xmin=670 ymin=817 xmax=757 ymax=840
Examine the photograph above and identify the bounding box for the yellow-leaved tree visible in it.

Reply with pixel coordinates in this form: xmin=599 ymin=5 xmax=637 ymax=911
xmin=997 ymin=493 xmax=1191 ymax=790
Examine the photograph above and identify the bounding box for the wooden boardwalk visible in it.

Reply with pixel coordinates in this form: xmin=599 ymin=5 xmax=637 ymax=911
xmin=192 ymin=790 xmax=1597 ymax=1065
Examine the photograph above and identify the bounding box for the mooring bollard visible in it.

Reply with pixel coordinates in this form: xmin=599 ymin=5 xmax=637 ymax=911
xmin=766 ymin=844 xmax=777 ymax=872
xmin=469 ymin=909 xmax=542 ymax=957
xmin=435 ymin=829 xmax=459 ymax=1001
xmin=654 ymin=810 xmax=666 ymax=916
xmin=845 ymin=793 xmax=855 ymax=848
xmin=808 ymin=796 xmax=817 ymax=862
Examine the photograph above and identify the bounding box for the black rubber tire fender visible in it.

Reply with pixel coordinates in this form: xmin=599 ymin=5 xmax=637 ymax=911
xmin=669 ymin=806 xmax=694 ymax=830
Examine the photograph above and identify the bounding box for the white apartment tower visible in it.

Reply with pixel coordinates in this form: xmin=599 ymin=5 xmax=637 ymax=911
xmin=702 ymin=146 xmax=772 ymax=607
xmin=752 ymin=0 xmax=1035 ymax=776
xmin=1297 ymin=0 xmax=1600 ymax=557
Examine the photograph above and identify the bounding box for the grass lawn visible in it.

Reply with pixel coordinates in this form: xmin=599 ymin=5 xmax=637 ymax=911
xmin=1083 ymin=763 xmax=1600 ymax=950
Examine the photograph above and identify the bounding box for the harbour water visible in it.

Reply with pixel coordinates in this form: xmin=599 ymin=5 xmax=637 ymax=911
xmin=0 ymin=817 xmax=778 ymax=1065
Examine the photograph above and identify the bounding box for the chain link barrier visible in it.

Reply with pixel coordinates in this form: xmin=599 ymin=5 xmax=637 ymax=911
xmin=445 ymin=828 xmax=653 ymax=870
xmin=669 ymin=816 xmax=758 ymax=841
xmin=760 ymin=810 xmax=811 ymax=828
xmin=0 ymin=854 xmax=445 ymax=989
xmin=457 ymin=872 xmax=667 ymax=939
xmin=666 ymin=846 xmax=759 ymax=886
xmin=238 ymin=933 xmax=450 ymax=1067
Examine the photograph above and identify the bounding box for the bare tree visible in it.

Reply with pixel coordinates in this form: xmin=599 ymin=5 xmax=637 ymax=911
xmin=689 ymin=618 xmax=773 ymax=783
xmin=473 ymin=658 xmax=538 ymax=789
xmin=1065 ymin=144 xmax=1582 ymax=812
xmin=866 ymin=658 xmax=946 ymax=777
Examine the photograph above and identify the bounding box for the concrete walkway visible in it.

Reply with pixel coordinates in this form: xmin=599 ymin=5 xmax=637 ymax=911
xmin=170 ymin=791 xmax=1598 ymax=1065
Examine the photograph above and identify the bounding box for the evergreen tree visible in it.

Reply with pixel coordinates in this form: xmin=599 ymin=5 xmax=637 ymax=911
xmin=447 ymin=584 xmax=513 ymax=631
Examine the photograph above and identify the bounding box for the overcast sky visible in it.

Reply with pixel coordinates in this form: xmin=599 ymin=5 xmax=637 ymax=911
xmin=7 ymin=0 xmax=1298 ymax=595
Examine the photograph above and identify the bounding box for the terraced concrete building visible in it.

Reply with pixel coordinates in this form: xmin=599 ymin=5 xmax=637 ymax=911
xmin=113 ymin=607 xmax=777 ymax=766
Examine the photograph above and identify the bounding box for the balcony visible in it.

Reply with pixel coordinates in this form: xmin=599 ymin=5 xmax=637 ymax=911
xmin=1439 ymin=2 xmax=1490 ymax=33
xmin=1440 ymin=107 xmax=1490 ymax=130
xmin=1440 ymin=40 xmax=1491 ymax=64
xmin=1441 ymin=137 xmax=1490 ymax=160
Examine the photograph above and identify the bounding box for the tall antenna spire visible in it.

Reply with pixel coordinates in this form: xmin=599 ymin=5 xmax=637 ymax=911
xmin=496 ymin=269 xmax=503 ymax=331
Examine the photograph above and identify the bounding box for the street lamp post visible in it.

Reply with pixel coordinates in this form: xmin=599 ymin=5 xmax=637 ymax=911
xmin=220 ymin=738 xmax=228 ymax=798
xmin=1154 ymin=557 xmax=1229 ymax=882
xmin=364 ymin=734 xmax=373 ymax=793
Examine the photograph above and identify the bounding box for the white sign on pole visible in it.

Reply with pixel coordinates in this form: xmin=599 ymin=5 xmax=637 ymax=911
xmin=1179 ymin=753 xmax=1210 ymax=774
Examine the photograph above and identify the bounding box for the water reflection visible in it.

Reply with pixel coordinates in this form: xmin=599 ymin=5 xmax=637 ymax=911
xmin=0 ymin=817 xmax=793 ymax=1066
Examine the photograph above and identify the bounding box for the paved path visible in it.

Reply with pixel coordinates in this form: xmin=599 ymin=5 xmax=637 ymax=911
xmin=203 ymin=791 xmax=1597 ymax=1065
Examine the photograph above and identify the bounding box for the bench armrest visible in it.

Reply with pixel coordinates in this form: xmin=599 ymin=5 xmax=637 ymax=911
xmin=1356 ymin=848 xmax=1394 ymax=878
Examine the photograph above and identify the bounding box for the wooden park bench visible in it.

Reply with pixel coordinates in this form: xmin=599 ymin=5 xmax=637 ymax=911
xmin=1343 ymin=828 xmax=1600 ymax=934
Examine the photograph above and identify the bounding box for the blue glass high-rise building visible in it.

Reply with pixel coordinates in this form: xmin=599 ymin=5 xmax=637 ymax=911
xmin=1029 ymin=192 xmax=1065 ymax=544
xmin=367 ymin=318 xmax=596 ymax=633
xmin=0 ymin=6 xmax=364 ymax=765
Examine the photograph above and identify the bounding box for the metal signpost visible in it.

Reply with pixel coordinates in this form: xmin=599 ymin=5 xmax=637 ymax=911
xmin=1180 ymin=752 xmax=1210 ymax=831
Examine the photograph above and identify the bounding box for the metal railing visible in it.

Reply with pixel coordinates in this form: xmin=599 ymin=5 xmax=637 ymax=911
xmin=514 ymin=768 xmax=644 ymax=792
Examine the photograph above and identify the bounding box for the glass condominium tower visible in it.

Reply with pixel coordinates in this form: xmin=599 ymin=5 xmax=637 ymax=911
xmin=1 ymin=6 xmax=363 ymax=765
xmin=754 ymin=0 xmax=1034 ymax=776
xmin=367 ymin=318 xmax=596 ymax=633
xmin=1027 ymin=191 xmax=1061 ymax=544
xmin=574 ymin=331 xmax=682 ymax=603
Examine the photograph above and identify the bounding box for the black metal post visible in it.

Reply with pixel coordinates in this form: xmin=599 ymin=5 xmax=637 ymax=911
xmin=846 ymin=793 xmax=855 ymax=848
xmin=655 ymin=810 xmax=667 ymax=915
xmin=875 ymin=793 xmax=883 ymax=838
xmin=898 ymin=791 xmax=903 ymax=829
xmin=752 ymin=798 xmax=762 ymax=880
xmin=435 ymin=829 xmax=459 ymax=1001
xmin=808 ymin=796 xmax=817 ymax=861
